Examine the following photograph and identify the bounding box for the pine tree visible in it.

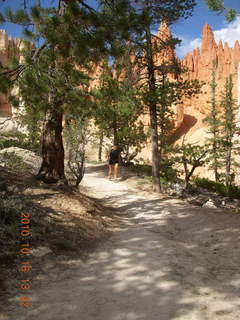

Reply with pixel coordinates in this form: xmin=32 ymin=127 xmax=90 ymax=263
xmin=174 ymin=141 xmax=209 ymax=191
xmin=136 ymin=51 xmax=201 ymax=190
xmin=156 ymin=68 xmax=202 ymax=169
xmin=203 ymin=61 xmax=222 ymax=182
xmin=93 ymin=58 xmax=146 ymax=161
xmin=125 ymin=0 xmax=198 ymax=192
xmin=0 ymin=0 xmax=134 ymax=182
xmin=220 ymin=75 xmax=239 ymax=188
xmin=11 ymin=47 xmax=92 ymax=182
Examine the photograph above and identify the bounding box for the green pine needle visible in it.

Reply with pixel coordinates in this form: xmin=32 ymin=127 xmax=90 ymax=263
xmin=225 ymin=8 xmax=237 ymax=22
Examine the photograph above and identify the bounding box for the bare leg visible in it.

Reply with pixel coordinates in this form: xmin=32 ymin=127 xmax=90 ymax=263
xmin=114 ymin=163 xmax=119 ymax=179
xmin=108 ymin=164 xmax=113 ymax=178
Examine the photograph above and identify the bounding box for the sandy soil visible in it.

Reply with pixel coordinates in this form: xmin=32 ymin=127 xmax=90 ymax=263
xmin=1 ymin=164 xmax=240 ymax=320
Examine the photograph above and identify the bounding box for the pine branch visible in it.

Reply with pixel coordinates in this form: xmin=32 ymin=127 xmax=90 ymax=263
xmin=2 ymin=64 xmax=25 ymax=78
xmin=1 ymin=41 xmax=47 ymax=82
xmin=1 ymin=20 xmax=34 ymax=26
xmin=32 ymin=43 xmax=47 ymax=62
xmin=76 ymin=0 xmax=96 ymax=12
xmin=103 ymin=0 xmax=116 ymax=10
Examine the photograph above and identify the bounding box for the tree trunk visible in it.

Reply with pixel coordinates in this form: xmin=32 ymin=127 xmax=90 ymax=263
xmin=182 ymin=157 xmax=189 ymax=191
xmin=211 ymin=69 xmax=220 ymax=182
xmin=37 ymin=105 xmax=65 ymax=183
xmin=226 ymin=144 xmax=232 ymax=187
xmin=184 ymin=176 xmax=190 ymax=191
xmin=98 ymin=131 xmax=103 ymax=162
xmin=149 ymin=104 xmax=161 ymax=192
xmin=213 ymin=143 xmax=219 ymax=182
xmin=145 ymin=26 xmax=161 ymax=192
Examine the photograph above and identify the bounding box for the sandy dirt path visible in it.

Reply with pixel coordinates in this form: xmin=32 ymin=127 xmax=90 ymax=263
xmin=2 ymin=164 xmax=240 ymax=320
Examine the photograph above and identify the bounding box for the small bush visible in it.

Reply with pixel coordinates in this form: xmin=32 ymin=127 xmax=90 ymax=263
xmin=64 ymin=118 xmax=91 ymax=187
xmin=131 ymin=161 xmax=178 ymax=183
xmin=0 ymin=152 xmax=30 ymax=171
xmin=194 ymin=177 xmax=240 ymax=199
xmin=130 ymin=163 xmax=152 ymax=177
xmin=160 ymin=158 xmax=179 ymax=183
xmin=0 ymin=131 xmax=41 ymax=154
xmin=0 ymin=137 xmax=18 ymax=149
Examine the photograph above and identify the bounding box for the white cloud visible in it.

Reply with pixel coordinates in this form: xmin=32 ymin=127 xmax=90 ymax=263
xmin=176 ymin=36 xmax=202 ymax=58
xmin=176 ymin=18 xmax=240 ymax=58
xmin=214 ymin=18 xmax=240 ymax=46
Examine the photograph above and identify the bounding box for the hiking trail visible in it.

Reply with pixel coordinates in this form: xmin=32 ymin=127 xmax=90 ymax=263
xmin=3 ymin=164 xmax=240 ymax=320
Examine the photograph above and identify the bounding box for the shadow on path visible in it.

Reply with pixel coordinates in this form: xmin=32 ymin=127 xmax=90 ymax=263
xmin=3 ymin=165 xmax=240 ymax=320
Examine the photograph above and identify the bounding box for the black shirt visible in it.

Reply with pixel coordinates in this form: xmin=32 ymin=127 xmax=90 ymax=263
xmin=109 ymin=149 xmax=120 ymax=164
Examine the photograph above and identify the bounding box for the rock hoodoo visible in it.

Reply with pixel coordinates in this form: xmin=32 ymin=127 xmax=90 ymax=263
xmin=0 ymin=30 xmax=21 ymax=117
xmin=182 ymin=23 xmax=240 ymax=115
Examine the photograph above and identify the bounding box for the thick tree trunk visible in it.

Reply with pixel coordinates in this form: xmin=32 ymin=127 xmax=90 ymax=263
xmin=37 ymin=105 xmax=65 ymax=183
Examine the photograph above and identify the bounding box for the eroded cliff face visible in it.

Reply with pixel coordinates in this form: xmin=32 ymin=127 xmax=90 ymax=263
xmin=0 ymin=30 xmax=21 ymax=117
xmin=182 ymin=23 xmax=240 ymax=115
xmin=175 ymin=23 xmax=240 ymax=183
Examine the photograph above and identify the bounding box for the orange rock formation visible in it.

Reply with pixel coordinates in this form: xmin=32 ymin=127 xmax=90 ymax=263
xmin=0 ymin=30 xmax=21 ymax=117
xmin=182 ymin=23 xmax=240 ymax=115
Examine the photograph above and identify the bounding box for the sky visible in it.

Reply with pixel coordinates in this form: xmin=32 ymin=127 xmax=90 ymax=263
xmin=172 ymin=0 xmax=240 ymax=57
xmin=1 ymin=0 xmax=240 ymax=58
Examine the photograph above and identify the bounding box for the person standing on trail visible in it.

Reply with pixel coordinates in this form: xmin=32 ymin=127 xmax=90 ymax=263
xmin=108 ymin=145 xmax=121 ymax=180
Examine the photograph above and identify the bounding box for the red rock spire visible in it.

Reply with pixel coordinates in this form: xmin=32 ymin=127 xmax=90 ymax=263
xmin=156 ymin=20 xmax=172 ymax=41
xmin=154 ymin=21 xmax=176 ymax=66
xmin=201 ymin=23 xmax=217 ymax=65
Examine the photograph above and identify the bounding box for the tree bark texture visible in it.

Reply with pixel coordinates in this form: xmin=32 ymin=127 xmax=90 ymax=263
xmin=37 ymin=104 xmax=65 ymax=183
xmin=98 ymin=131 xmax=103 ymax=161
